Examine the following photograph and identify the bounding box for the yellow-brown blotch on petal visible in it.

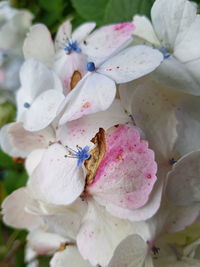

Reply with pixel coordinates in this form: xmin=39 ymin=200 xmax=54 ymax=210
xmin=70 ymin=71 xmax=82 ymax=90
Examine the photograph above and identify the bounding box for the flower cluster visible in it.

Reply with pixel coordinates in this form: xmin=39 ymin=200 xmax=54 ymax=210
xmin=0 ymin=1 xmax=33 ymax=103
xmin=1 ymin=0 xmax=200 ymax=266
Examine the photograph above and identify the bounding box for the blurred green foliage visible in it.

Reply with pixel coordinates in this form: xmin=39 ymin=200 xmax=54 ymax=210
xmin=0 ymin=101 xmax=15 ymax=128
xmin=0 ymin=0 xmax=200 ymax=265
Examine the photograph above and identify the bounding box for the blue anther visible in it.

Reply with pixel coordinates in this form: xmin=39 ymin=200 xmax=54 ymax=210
xmin=160 ymin=47 xmax=171 ymax=60
xmin=87 ymin=62 xmax=95 ymax=72
xmin=64 ymin=41 xmax=81 ymax=53
xmin=76 ymin=146 xmax=90 ymax=166
xmin=24 ymin=102 xmax=30 ymax=108
xmin=164 ymin=53 xmax=171 ymax=59
xmin=65 ymin=145 xmax=90 ymax=166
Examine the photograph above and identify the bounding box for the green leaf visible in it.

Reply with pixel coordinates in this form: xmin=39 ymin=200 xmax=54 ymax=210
xmin=38 ymin=0 xmax=66 ymax=11
xmin=3 ymin=169 xmax=27 ymax=195
xmin=71 ymin=0 xmax=108 ymax=25
xmin=0 ymin=150 xmax=16 ymax=169
xmin=71 ymin=0 xmax=155 ymax=25
xmin=104 ymin=0 xmax=155 ymax=24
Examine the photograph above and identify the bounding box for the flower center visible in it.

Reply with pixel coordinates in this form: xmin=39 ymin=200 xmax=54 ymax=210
xmin=64 ymin=40 xmax=81 ymax=54
xmin=160 ymin=47 xmax=171 ymax=59
xmin=65 ymin=145 xmax=90 ymax=167
xmin=86 ymin=62 xmax=95 ymax=72
xmin=169 ymin=158 xmax=177 ymax=165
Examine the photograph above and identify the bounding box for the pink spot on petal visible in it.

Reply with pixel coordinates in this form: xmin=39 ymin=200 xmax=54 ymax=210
xmin=114 ymin=22 xmax=135 ymax=31
xmin=146 ymin=173 xmax=152 ymax=179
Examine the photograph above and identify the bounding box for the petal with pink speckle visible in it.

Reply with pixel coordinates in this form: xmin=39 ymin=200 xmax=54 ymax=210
xmin=87 ymin=125 xmax=157 ymax=213
xmin=80 ymin=22 xmax=135 ymax=66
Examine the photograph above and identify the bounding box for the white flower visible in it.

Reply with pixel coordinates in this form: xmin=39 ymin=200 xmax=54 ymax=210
xmin=107 ymin=197 xmax=200 ymax=267
xmin=23 ymin=20 xmax=163 ymax=125
xmin=27 ymin=100 xmax=132 ymax=205
xmin=0 ymin=1 xmax=33 ymax=55
xmin=58 ymin=44 xmax=163 ymax=125
xmin=16 ymin=59 xmax=64 ymax=131
xmin=23 ymin=21 xmax=135 ymax=92
xmin=0 ymin=1 xmax=33 ymax=97
xmin=133 ymin=0 xmax=200 ymax=95
xmin=119 ymin=75 xmax=200 ymax=164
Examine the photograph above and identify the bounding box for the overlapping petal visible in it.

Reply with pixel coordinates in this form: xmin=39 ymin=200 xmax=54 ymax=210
xmin=28 ymin=143 xmax=85 ymax=205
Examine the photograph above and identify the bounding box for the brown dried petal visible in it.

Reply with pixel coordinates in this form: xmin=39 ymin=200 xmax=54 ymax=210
xmin=84 ymin=128 xmax=106 ymax=185
xmin=12 ymin=157 xmax=25 ymax=164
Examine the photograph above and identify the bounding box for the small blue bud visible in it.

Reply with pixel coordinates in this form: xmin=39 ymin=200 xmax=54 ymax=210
xmin=24 ymin=102 xmax=30 ymax=108
xmin=87 ymin=62 xmax=95 ymax=72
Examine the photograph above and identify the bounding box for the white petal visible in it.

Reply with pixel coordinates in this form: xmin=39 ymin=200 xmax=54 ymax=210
xmin=17 ymin=59 xmax=63 ymax=118
xmin=0 ymin=10 xmax=33 ymax=53
xmin=174 ymin=96 xmax=200 ymax=156
xmin=166 ymin=151 xmax=200 ymax=206
xmin=174 ymin=16 xmax=200 ymax=63
xmin=50 ymin=246 xmax=93 ymax=267
xmin=146 ymin=199 xmax=200 ymax=238
xmin=59 ymin=73 xmax=116 ymax=125
xmin=25 ymin=149 xmax=46 ymax=175
xmin=133 ymin=15 xmax=160 ymax=46
xmin=59 ymin=99 xmax=131 ymax=148
xmin=151 ymin=0 xmax=197 ymax=49
xmin=55 ymin=21 xmax=72 ymax=51
xmin=25 ymin=198 xmax=86 ymax=240
xmin=2 ymin=187 xmax=42 ymax=230
xmin=77 ymin=200 xmax=138 ymax=266
xmin=54 ymin=51 xmax=87 ymax=91
xmin=23 ymin=24 xmax=55 ymax=67
xmin=72 ymin=22 xmax=96 ymax=43
xmin=120 ymin=76 xmax=180 ymax=161
xmin=152 ymin=56 xmax=200 ymax=95
xmin=42 ymin=199 xmax=87 ymax=240
xmin=98 ymin=45 xmax=163 ymax=84
xmin=25 ymin=246 xmax=38 ymax=267
xmin=80 ymin=22 xmax=135 ymax=65
xmin=23 ymin=90 xmax=65 ymax=131
xmin=108 ymin=234 xmax=148 ymax=267
xmin=28 ymin=144 xmax=85 ymax=205
xmin=0 ymin=122 xmax=55 ymax=158
xmin=28 ymin=229 xmax=67 ymax=255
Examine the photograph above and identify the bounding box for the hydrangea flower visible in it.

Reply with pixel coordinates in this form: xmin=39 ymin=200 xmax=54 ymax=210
xmin=58 ymin=44 xmax=163 ymax=125
xmin=133 ymin=0 xmax=200 ymax=95
xmin=16 ymin=59 xmax=65 ymax=131
xmin=0 ymin=1 xmax=33 ymax=99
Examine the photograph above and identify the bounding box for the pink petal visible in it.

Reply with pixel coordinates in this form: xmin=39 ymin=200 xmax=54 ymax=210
xmin=88 ymin=125 xmax=157 ymax=211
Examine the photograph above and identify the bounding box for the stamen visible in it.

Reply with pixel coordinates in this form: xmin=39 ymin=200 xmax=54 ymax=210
xmin=86 ymin=62 xmax=95 ymax=72
xmin=64 ymin=40 xmax=81 ymax=54
xmin=24 ymin=102 xmax=30 ymax=108
xmin=169 ymin=158 xmax=177 ymax=165
xmin=152 ymin=246 xmax=160 ymax=256
xmin=65 ymin=145 xmax=90 ymax=166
